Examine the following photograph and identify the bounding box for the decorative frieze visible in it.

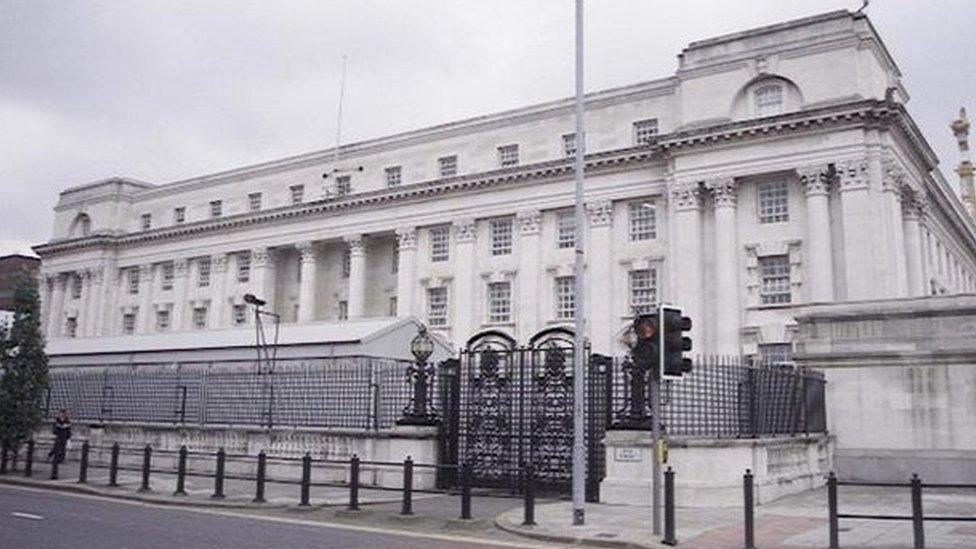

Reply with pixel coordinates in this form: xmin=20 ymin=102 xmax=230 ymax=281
xmin=585 ymin=200 xmax=613 ymax=227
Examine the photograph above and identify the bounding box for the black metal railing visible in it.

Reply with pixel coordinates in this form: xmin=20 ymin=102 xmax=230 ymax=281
xmin=44 ymin=356 xmax=416 ymax=430
xmin=606 ymin=356 xmax=826 ymax=438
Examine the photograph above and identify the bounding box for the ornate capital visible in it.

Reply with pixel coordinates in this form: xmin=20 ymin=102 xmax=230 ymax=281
xmin=396 ymin=227 xmax=418 ymax=250
xmin=212 ymin=254 xmax=229 ymax=273
xmin=453 ymin=218 xmax=477 ymax=243
xmin=670 ymin=182 xmax=704 ymax=211
xmin=836 ymin=159 xmax=869 ymax=192
xmin=882 ymin=158 xmax=906 ymax=196
xmin=90 ymin=266 xmax=105 ymax=284
xmin=708 ymin=177 xmax=738 ymax=208
xmin=585 ymin=200 xmax=613 ymax=227
xmin=296 ymin=242 xmax=318 ymax=264
xmin=173 ymin=258 xmax=189 ymax=277
xmin=251 ymin=248 xmax=271 ymax=268
xmin=344 ymin=235 xmax=366 ymax=256
xmin=798 ymin=166 xmax=832 ymax=196
xmin=80 ymin=268 xmax=94 ymax=281
xmin=139 ymin=264 xmax=153 ymax=279
xmin=901 ymin=189 xmax=927 ymax=221
xmin=516 ymin=210 xmax=542 ymax=235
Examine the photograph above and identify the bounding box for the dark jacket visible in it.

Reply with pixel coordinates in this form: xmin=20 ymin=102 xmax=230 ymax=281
xmin=53 ymin=417 xmax=72 ymax=442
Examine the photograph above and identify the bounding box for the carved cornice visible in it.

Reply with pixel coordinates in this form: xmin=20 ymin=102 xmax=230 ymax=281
xmin=585 ymin=200 xmax=613 ymax=227
xmin=516 ymin=210 xmax=542 ymax=235
xmin=671 ymin=182 xmax=704 ymax=212
xmin=453 ymin=218 xmax=477 ymax=243
xmin=395 ymin=227 xmax=418 ymax=250
xmin=797 ymin=165 xmax=832 ymax=196
xmin=708 ymin=177 xmax=737 ymax=208
xmin=836 ymin=159 xmax=869 ymax=192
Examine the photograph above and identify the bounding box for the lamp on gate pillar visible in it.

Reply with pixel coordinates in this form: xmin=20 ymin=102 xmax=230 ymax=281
xmin=398 ymin=326 xmax=439 ymax=426
xmin=613 ymin=314 xmax=657 ymax=430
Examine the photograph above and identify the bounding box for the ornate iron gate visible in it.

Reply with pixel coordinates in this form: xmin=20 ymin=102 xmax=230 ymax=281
xmin=438 ymin=328 xmax=609 ymax=500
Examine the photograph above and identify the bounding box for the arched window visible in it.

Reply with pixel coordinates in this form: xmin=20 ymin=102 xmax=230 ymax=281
xmin=68 ymin=213 xmax=91 ymax=238
xmin=754 ymin=84 xmax=784 ymax=117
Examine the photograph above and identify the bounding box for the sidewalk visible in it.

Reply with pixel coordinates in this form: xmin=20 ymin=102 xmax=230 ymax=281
xmin=496 ymin=486 xmax=976 ymax=548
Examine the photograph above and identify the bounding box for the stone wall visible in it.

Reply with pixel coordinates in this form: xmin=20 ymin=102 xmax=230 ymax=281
xmin=794 ymin=294 xmax=976 ymax=482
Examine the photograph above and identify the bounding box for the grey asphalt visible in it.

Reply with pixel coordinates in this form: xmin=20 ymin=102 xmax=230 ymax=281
xmin=0 ymin=484 xmax=534 ymax=549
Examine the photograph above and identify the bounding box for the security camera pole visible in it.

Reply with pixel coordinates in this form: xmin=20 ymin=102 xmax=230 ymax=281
xmin=571 ymin=0 xmax=587 ymax=526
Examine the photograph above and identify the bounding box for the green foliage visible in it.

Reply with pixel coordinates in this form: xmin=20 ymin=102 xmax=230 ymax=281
xmin=0 ymin=276 xmax=49 ymax=449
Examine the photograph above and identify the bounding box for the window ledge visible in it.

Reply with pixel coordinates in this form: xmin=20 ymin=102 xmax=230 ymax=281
xmin=747 ymin=302 xmax=796 ymax=311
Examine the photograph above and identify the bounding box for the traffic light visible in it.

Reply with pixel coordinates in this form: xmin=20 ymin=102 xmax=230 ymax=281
xmin=661 ymin=306 xmax=692 ymax=379
xmin=631 ymin=314 xmax=660 ymax=377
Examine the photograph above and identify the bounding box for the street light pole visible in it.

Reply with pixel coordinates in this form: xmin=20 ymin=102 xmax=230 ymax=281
xmin=571 ymin=0 xmax=587 ymax=527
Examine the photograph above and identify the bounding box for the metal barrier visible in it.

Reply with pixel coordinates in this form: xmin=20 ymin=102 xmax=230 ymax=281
xmin=827 ymin=471 xmax=976 ymax=549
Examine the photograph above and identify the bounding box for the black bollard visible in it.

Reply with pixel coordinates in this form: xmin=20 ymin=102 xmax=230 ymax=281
xmin=827 ymin=472 xmax=839 ymax=549
xmin=24 ymin=439 xmax=34 ymax=478
xmin=401 ymin=456 xmax=414 ymax=516
xmin=743 ymin=469 xmax=755 ymax=549
xmin=460 ymin=462 xmax=472 ymax=520
xmin=911 ymin=474 xmax=925 ymax=549
xmin=212 ymin=447 xmax=226 ymax=499
xmin=138 ymin=444 xmax=152 ymax=492
xmin=78 ymin=441 xmax=89 ymax=484
xmin=1 ymin=442 xmax=8 ymax=475
xmin=299 ymin=453 xmax=311 ymax=507
xmin=108 ymin=443 xmax=120 ymax=487
xmin=663 ymin=466 xmax=676 ymax=546
xmin=174 ymin=445 xmax=187 ymax=496
xmin=253 ymin=451 xmax=266 ymax=504
xmin=522 ymin=465 xmax=535 ymax=526
xmin=348 ymin=455 xmax=360 ymax=511
xmin=50 ymin=450 xmax=60 ymax=480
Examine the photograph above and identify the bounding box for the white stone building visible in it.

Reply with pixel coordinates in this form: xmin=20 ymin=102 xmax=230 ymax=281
xmin=34 ymin=10 xmax=976 ymax=360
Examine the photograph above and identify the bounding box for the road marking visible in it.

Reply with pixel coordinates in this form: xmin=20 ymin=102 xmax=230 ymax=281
xmin=11 ymin=512 xmax=44 ymax=520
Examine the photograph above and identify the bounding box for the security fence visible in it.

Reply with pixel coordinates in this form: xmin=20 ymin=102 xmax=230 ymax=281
xmin=606 ymin=356 xmax=827 ymax=438
xmin=45 ymin=356 xmax=415 ymax=430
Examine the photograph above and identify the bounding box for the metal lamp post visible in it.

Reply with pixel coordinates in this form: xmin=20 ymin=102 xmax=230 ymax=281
xmin=398 ymin=326 xmax=438 ymax=426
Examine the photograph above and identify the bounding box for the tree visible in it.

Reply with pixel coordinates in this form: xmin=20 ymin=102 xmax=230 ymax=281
xmin=0 ymin=277 xmax=49 ymax=453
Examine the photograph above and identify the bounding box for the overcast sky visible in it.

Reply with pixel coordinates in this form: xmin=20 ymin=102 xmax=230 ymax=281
xmin=2 ymin=0 xmax=973 ymax=257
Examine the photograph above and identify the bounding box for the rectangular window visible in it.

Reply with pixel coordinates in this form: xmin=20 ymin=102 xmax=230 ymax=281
xmin=122 ymin=312 xmax=136 ymax=335
xmin=156 ymin=310 xmax=170 ymax=332
xmin=487 ymin=281 xmax=512 ymax=323
xmin=338 ymin=300 xmax=348 ymax=321
xmin=556 ymin=210 xmax=575 ymax=249
xmin=342 ymin=248 xmax=351 ymax=278
xmin=233 ymin=304 xmax=247 ymax=326
xmin=438 ymin=155 xmax=457 ymax=177
xmin=490 ymin=217 xmax=513 ymax=256
xmin=562 ymin=133 xmax=577 ymax=158
xmin=197 ymin=258 xmax=211 ymax=288
xmin=385 ymin=166 xmax=402 ymax=188
xmin=389 ymin=296 xmax=398 ymax=317
xmin=141 ymin=213 xmax=152 ymax=231
xmin=633 ymin=118 xmax=659 ymax=145
xmin=555 ymin=276 xmax=575 ymax=320
xmin=161 ymin=262 xmax=174 ymax=291
xmin=192 ymin=307 xmax=208 ymax=330
xmin=65 ymin=317 xmax=77 ymax=338
xmin=757 ymin=181 xmax=789 ymax=223
xmin=629 ymin=269 xmax=658 ymax=315
xmin=335 ymin=175 xmax=351 ymax=196
xmin=237 ymin=252 xmax=251 ymax=283
xmin=391 ymin=245 xmax=399 ymax=274
xmin=498 ymin=144 xmax=519 ymax=167
xmin=427 ymin=287 xmax=448 ymax=326
xmin=210 ymin=200 xmax=223 ymax=218
xmin=71 ymin=275 xmax=83 ymax=299
xmin=248 ymin=192 xmax=262 ymax=211
xmin=629 ymin=201 xmax=656 ymax=241
xmin=174 ymin=207 xmax=186 ymax=224
xmin=759 ymin=255 xmax=791 ymax=305
xmin=758 ymin=343 xmax=793 ymax=367
xmin=429 ymin=225 xmax=450 ymax=262
xmin=290 ymin=184 xmax=305 ymax=204
xmin=755 ymin=84 xmax=783 ymax=117
xmin=128 ymin=268 xmax=140 ymax=295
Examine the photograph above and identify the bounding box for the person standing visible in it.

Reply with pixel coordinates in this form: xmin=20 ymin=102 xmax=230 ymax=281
xmin=48 ymin=409 xmax=72 ymax=464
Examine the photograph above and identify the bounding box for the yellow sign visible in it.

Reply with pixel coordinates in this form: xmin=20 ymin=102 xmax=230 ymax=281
xmin=657 ymin=440 xmax=669 ymax=464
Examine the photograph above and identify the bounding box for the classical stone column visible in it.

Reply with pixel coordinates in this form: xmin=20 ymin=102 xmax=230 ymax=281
xmin=710 ymin=177 xmax=740 ymax=356
xmin=296 ymin=242 xmax=318 ymax=323
xmin=883 ymin=160 xmax=909 ymax=296
xmin=101 ymin=268 xmax=120 ymax=336
xmin=171 ymin=259 xmax=189 ymax=330
xmin=40 ymin=274 xmax=53 ymax=337
xmin=515 ymin=210 xmax=541 ymax=340
xmin=344 ymin=235 xmax=367 ymax=319
xmin=81 ymin=268 xmax=99 ymax=337
xmin=453 ymin=218 xmax=477 ymax=345
xmin=210 ymin=254 xmax=229 ymax=328
xmin=799 ymin=166 xmax=835 ymax=302
xmin=670 ymin=182 xmax=704 ymax=347
xmin=395 ymin=228 xmax=418 ymax=317
xmin=837 ymin=159 xmax=875 ymax=300
xmin=138 ymin=264 xmax=154 ymax=333
xmin=46 ymin=274 xmax=65 ymax=338
xmin=901 ymin=191 xmax=927 ymax=297
xmin=250 ymin=248 xmax=275 ymax=315
xmin=585 ymin=200 xmax=613 ymax=354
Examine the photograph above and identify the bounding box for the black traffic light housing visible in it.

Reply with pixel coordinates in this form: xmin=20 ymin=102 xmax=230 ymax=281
xmin=661 ymin=306 xmax=693 ymax=379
